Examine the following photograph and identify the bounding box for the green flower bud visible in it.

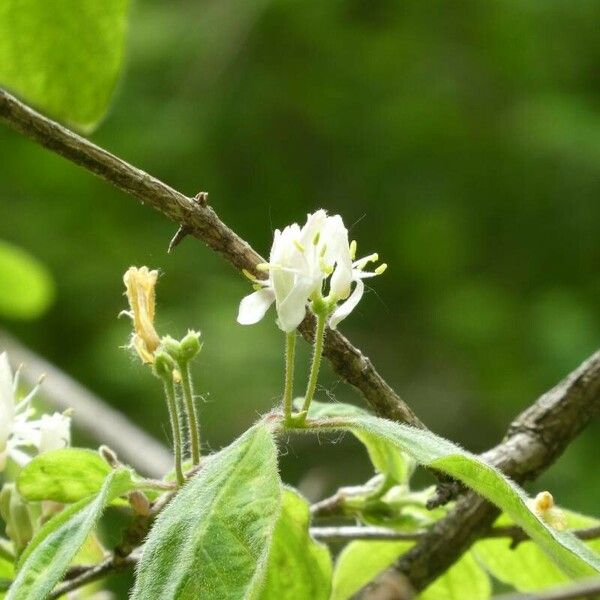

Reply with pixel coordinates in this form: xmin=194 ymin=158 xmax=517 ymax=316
xmin=162 ymin=331 xmax=202 ymax=364
xmin=179 ymin=330 xmax=203 ymax=361
xmin=153 ymin=350 xmax=176 ymax=380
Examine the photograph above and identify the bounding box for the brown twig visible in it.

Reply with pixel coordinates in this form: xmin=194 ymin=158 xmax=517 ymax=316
xmin=361 ymin=350 xmax=600 ymax=597
xmin=0 ymin=87 xmax=423 ymax=430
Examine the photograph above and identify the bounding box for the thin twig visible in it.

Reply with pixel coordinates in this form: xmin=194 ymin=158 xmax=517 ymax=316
xmin=0 ymin=87 xmax=423 ymax=430
xmin=49 ymin=555 xmax=137 ymax=599
xmin=491 ymin=577 xmax=600 ymax=600
xmin=308 ymin=525 xmax=600 ymax=545
xmin=0 ymin=330 xmax=172 ymax=477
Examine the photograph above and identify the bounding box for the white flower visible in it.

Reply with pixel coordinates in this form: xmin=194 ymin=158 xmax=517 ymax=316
xmin=0 ymin=352 xmax=71 ymax=470
xmin=237 ymin=210 xmax=386 ymax=331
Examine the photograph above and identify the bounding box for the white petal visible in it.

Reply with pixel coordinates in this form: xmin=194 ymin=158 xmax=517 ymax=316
xmin=0 ymin=353 xmax=15 ymax=450
xmin=38 ymin=413 xmax=71 ymax=454
xmin=329 ymin=279 xmax=365 ymax=329
xmin=276 ymin=277 xmax=314 ymax=332
xmin=299 ymin=209 xmax=327 ymax=247
xmin=237 ymin=288 xmax=275 ymax=325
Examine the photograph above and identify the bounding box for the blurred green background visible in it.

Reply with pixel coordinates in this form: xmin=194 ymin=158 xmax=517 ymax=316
xmin=1 ymin=0 xmax=599 ymax=518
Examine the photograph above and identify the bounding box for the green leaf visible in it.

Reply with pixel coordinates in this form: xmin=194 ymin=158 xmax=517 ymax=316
xmin=332 ymin=540 xmax=412 ymax=600
xmin=131 ymin=424 xmax=282 ymax=600
xmin=420 ymin=551 xmax=490 ymax=600
xmin=332 ymin=540 xmax=489 ymax=600
xmin=474 ymin=510 xmax=600 ymax=592
xmin=17 ymin=448 xmax=112 ymax=503
xmin=258 ymin=488 xmax=332 ymax=599
xmin=318 ymin=414 xmax=600 ymax=579
xmin=0 ymin=241 xmax=53 ymax=320
xmin=8 ymin=469 xmax=133 ymax=600
xmin=301 ymin=400 xmax=415 ymax=484
xmin=0 ymin=0 xmax=129 ymax=130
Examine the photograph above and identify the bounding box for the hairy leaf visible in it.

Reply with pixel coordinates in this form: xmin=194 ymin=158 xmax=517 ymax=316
xmin=318 ymin=414 xmax=600 ymax=578
xmin=474 ymin=510 xmax=600 ymax=591
xmin=131 ymin=424 xmax=282 ymax=600
xmin=9 ymin=469 xmax=132 ymax=600
xmin=301 ymin=400 xmax=414 ymax=484
xmin=0 ymin=241 xmax=53 ymax=320
xmin=258 ymin=488 xmax=332 ymax=599
xmin=0 ymin=0 xmax=129 ymax=130
xmin=17 ymin=448 xmax=112 ymax=503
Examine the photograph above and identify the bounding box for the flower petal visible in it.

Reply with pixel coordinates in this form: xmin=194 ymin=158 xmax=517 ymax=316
xmin=237 ymin=288 xmax=275 ymax=325
xmin=276 ymin=277 xmax=315 ymax=332
xmin=38 ymin=413 xmax=71 ymax=454
xmin=329 ymin=278 xmax=365 ymax=329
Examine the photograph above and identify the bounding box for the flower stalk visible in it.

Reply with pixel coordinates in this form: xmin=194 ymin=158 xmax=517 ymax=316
xmin=154 ymin=352 xmax=185 ymax=487
xmin=283 ymin=332 xmax=297 ymax=425
xmin=301 ymin=305 xmax=329 ymax=417
xmin=177 ymin=360 xmax=201 ymax=466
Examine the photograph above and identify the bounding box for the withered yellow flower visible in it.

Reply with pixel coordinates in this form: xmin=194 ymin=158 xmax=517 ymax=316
xmin=122 ymin=266 xmax=161 ymax=364
xmin=528 ymin=491 xmax=567 ymax=531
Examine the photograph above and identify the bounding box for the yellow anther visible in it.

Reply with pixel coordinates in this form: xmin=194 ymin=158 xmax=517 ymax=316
xmin=320 ymin=259 xmax=334 ymax=275
xmin=349 ymin=240 xmax=357 ymax=260
xmin=242 ymin=269 xmax=257 ymax=282
xmin=256 ymin=263 xmax=270 ymax=272
xmin=293 ymin=239 xmax=305 ymax=253
xmin=313 ymin=231 xmax=321 ymax=245
xmin=375 ymin=263 xmax=388 ymax=275
xmin=320 ymin=244 xmax=328 ymax=258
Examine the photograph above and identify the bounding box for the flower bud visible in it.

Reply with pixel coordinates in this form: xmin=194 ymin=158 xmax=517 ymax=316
xmin=153 ymin=350 xmax=177 ymax=380
xmin=528 ymin=491 xmax=567 ymax=531
xmin=162 ymin=331 xmax=202 ymax=364
xmin=128 ymin=490 xmax=151 ymax=516
xmin=99 ymin=445 xmax=121 ymax=469
xmin=0 ymin=483 xmax=34 ymax=554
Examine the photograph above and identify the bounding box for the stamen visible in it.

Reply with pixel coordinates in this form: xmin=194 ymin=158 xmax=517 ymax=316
xmin=293 ymin=239 xmax=305 ymax=253
xmin=320 ymin=244 xmax=328 ymax=258
xmin=313 ymin=231 xmax=320 ymax=245
xmin=256 ymin=263 xmax=271 ymax=272
xmin=319 ymin=259 xmax=334 ymax=275
xmin=349 ymin=240 xmax=357 ymax=260
xmin=375 ymin=263 xmax=388 ymax=275
xmin=242 ymin=269 xmax=258 ymax=282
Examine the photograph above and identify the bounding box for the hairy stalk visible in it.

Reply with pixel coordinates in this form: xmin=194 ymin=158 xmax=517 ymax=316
xmin=301 ymin=310 xmax=327 ymax=415
xmin=177 ymin=361 xmax=201 ymax=465
xmin=160 ymin=376 xmax=185 ymax=487
xmin=283 ymin=331 xmax=296 ymax=424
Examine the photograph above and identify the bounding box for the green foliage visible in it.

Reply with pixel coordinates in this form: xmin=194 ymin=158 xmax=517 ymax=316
xmin=332 ymin=540 xmax=412 ymax=600
xmin=332 ymin=541 xmax=490 ymax=600
xmin=474 ymin=510 xmax=600 ymax=592
xmin=8 ymin=469 xmax=133 ymax=600
xmin=0 ymin=0 xmax=129 ymax=129
xmin=0 ymin=241 xmax=53 ymax=320
xmin=258 ymin=488 xmax=332 ymax=600
xmin=324 ymin=412 xmax=600 ymax=578
xmin=302 ymin=400 xmax=414 ymax=484
xmin=131 ymin=424 xmax=281 ymax=600
xmin=17 ymin=448 xmax=113 ymax=503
